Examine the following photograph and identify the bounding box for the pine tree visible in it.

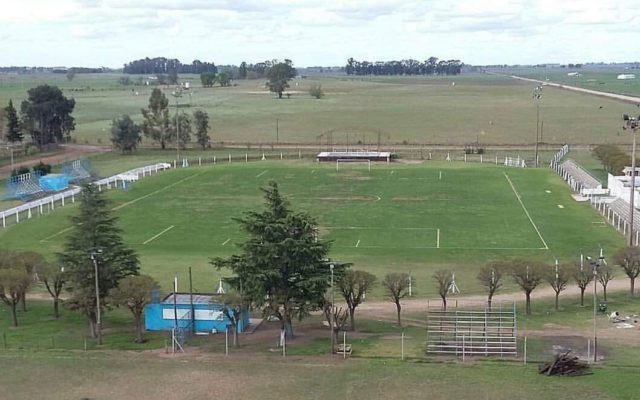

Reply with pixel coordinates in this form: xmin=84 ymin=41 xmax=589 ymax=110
xmin=212 ymin=181 xmax=332 ymax=338
xmin=59 ymin=183 xmax=139 ymax=339
xmin=4 ymin=99 xmax=22 ymax=143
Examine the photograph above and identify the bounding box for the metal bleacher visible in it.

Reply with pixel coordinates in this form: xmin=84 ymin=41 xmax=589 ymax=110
xmin=3 ymin=172 xmax=44 ymax=201
xmin=559 ymin=160 xmax=601 ymax=191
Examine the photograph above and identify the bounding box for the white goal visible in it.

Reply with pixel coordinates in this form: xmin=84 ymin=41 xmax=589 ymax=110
xmin=504 ymin=157 xmax=527 ymax=168
xmin=336 ymin=159 xmax=372 ymax=172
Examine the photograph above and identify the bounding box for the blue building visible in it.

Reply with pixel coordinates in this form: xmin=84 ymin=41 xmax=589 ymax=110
xmin=145 ymin=293 xmax=250 ymax=333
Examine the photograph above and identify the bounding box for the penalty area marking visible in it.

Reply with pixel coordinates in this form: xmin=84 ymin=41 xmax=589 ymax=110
xmin=222 ymin=238 xmax=231 ymax=246
xmin=256 ymin=170 xmax=268 ymax=178
xmin=143 ymin=225 xmax=175 ymax=245
xmin=503 ymin=172 xmax=549 ymax=250
xmin=113 ymin=170 xmax=207 ymax=211
xmin=40 ymin=226 xmax=74 ymax=242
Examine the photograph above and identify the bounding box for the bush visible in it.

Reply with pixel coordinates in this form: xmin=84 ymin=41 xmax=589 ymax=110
xmin=11 ymin=166 xmax=31 ymax=176
xmin=32 ymin=161 xmax=52 ymax=176
xmin=309 ymin=84 xmax=324 ymax=99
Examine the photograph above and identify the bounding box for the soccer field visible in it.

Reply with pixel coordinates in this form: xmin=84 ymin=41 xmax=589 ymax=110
xmin=0 ymin=161 xmax=625 ymax=296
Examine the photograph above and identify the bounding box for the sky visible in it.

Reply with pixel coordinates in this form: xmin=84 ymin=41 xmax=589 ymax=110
xmin=0 ymin=0 xmax=639 ymax=68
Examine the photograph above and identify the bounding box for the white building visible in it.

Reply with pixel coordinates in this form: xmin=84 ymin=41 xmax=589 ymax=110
xmin=608 ymin=167 xmax=640 ymax=208
xmin=617 ymin=74 xmax=636 ymax=80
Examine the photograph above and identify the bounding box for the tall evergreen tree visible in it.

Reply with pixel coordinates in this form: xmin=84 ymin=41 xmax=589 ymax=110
xmin=20 ymin=85 xmax=75 ymax=147
xmin=4 ymin=99 xmax=22 ymax=143
xmin=212 ymin=181 xmax=331 ymax=338
xmin=59 ymin=183 xmax=139 ymax=339
xmin=192 ymin=110 xmax=210 ymax=150
xmin=141 ymin=89 xmax=171 ymax=149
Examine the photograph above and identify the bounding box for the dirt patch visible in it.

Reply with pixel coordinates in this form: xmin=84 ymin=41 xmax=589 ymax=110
xmin=0 ymin=144 xmax=110 ymax=178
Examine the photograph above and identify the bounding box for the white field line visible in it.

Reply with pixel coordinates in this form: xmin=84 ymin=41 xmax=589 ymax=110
xmin=113 ymin=170 xmax=207 ymax=211
xmin=503 ymin=172 xmax=549 ymax=250
xmin=143 ymin=225 xmax=175 ymax=245
xmin=40 ymin=226 xmax=74 ymax=242
xmin=335 ymin=245 xmax=547 ymax=250
xmin=222 ymin=238 xmax=231 ymax=246
xmin=327 ymin=226 xmax=438 ymax=230
xmin=256 ymin=170 xmax=268 ymax=178
xmin=355 ymin=239 xmax=360 ymax=248
xmin=437 ymin=228 xmax=440 ymax=249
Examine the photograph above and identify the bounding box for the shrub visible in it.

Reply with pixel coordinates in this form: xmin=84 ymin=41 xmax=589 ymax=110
xmin=32 ymin=161 xmax=52 ymax=176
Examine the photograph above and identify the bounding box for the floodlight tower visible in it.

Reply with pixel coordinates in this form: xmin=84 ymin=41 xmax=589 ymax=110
xmin=586 ymin=248 xmax=605 ymax=363
xmin=89 ymin=249 xmax=103 ymax=345
xmin=623 ymin=114 xmax=640 ymax=246
xmin=329 ymin=262 xmax=335 ymax=355
xmin=532 ymin=86 xmax=543 ymax=167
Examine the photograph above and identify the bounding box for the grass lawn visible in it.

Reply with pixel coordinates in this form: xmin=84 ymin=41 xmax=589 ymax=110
xmin=0 ymin=161 xmax=625 ymax=297
xmin=0 ymin=73 xmax=634 ymax=147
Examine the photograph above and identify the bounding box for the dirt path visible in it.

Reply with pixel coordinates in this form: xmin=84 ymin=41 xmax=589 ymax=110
xmin=357 ymin=278 xmax=632 ymax=318
xmin=0 ymin=144 xmax=110 ymax=178
xmin=492 ymin=72 xmax=640 ymax=105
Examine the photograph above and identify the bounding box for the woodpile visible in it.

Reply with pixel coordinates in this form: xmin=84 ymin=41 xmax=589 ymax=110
xmin=538 ymin=351 xmax=591 ymax=376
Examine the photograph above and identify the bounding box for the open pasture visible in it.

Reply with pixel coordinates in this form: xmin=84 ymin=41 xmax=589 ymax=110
xmin=0 ymin=73 xmax=633 ymax=147
xmin=0 ymin=161 xmax=624 ymax=296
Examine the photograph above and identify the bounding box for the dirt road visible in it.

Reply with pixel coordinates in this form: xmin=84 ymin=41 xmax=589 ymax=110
xmin=0 ymin=144 xmax=110 ymax=178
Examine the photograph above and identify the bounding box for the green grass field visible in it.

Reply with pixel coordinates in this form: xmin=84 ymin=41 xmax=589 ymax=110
xmin=0 ymin=160 xmax=625 ymax=296
xmin=0 ymin=72 xmax=635 ymax=147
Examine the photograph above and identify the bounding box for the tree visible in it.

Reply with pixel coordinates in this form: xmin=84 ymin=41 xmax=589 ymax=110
xmin=382 ymin=272 xmax=410 ymax=326
xmin=168 ymin=68 xmax=178 ymax=85
xmin=217 ymin=72 xmax=231 ymax=87
xmin=211 ymin=181 xmax=331 ymax=338
xmin=141 ymin=89 xmax=171 ymax=149
xmin=37 ymin=262 xmax=66 ymax=318
xmin=0 ymin=252 xmax=31 ymax=327
xmin=20 ymin=84 xmax=76 ymax=147
xmin=59 ymin=183 xmax=139 ymax=339
xmin=337 ymin=270 xmax=376 ymax=330
xmin=218 ymin=292 xmax=246 ymax=347
xmin=111 ymin=114 xmax=142 ymax=154
xmin=193 ymin=110 xmax=210 ymax=150
xmin=238 ymin=62 xmax=248 ymax=79
xmin=545 ymin=263 xmax=570 ymax=311
xmin=573 ymin=263 xmax=593 ymax=307
xmin=200 ymin=72 xmax=217 ymax=87
xmin=597 ymin=265 xmax=614 ymax=301
xmin=613 ymin=246 xmax=640 ymax=296
xmin=309 ymin=84 xmax=324 ymax=99
xmin=16 ymin=251 xmax=45 ymax=312
xmin=172 ymin=112 xmax=191 ymax=149
xmin=510 ymin=260 xmax=545 ymax=315
xmin=4 ymin=99 xmax=22 ymax=143
xmin=66 ymin=69 xmax=76 ymax=81
xmin=477 ymin=261 xmax=505 ymax=308
xmin=108 ymin=275 xmax=158 ymax=343
xmin=433 ymin=270 xmax=453 ymax=310
xmin=266 ymin=60 xmax=297 ymax=99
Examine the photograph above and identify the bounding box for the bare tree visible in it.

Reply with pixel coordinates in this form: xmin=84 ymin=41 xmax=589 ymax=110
xmin=382 ymin=273 xmax=410 ymax=326
xmin=219 ymin=292 xmax=247 ymax=347
xmin=572 ymin=263 xmax=593 ymax=307
xmin=0 ymin=252 xmax=31 ymax=327
xmin=433 ymin=270 xmax=453 ymax=310
xmin=613 ymin=246 xmax=640 ymax=296
xmin=510 ymin=259 xmax=545 ymax=315
xmin=597 ymin=265 xmax=614 ymax=302
xmin=322 ymin=303 xmax=349 ymax=349
xmin=477 ymin=262 xmax=505 ymax=308
xmin=37 ymin=262 xmax=66 ymax=318
xmin=545 ymin=263 xmax=570 ymax=311
xmin=338 ymin=270 xmax=377 ymax=330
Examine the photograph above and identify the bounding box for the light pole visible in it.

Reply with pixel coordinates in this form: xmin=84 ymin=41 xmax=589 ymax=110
xmin=587 ymin=248 xmax=604 ymax=363
xmin=172 ymin=88 xmax=183 ymax=164
xmin=532 ymin=86 xmax=543 ymax=167
xmin=623 ymin=114 xmax=639 ymax=246
xmin=90 ymin=249 xmax=103 ymax=345
xmin=330 ymin=263 xmax=335 ymax=354
xmin=5 ymin=145 xmax=14 ymax=172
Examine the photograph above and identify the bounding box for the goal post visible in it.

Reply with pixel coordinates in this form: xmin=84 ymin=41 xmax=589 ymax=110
xmin=336 ymin=159 xmax=372 ymax=172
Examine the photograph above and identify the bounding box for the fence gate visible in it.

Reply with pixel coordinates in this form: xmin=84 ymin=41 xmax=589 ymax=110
xmin=426 ymin=302 xmax=517 ymax=358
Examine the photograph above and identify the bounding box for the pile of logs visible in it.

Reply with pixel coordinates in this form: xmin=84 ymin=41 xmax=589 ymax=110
xmin=538 ymin=351 xmax=591 ymax=376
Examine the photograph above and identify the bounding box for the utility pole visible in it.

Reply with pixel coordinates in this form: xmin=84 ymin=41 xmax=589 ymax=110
xmin=276 ymin=118 xmax=279 ymax=145
xmin=532 ymin=86 xmax=543 ymax=167
xmin=330 ymin=263 xmax=335 ymax=355
xmin=623 ymin=114 xmax=639 ymax=246
xmin=90 ymin=250 xmax=103 ymax=345
xmin=172 ymin=89 xmax=183 ymax=163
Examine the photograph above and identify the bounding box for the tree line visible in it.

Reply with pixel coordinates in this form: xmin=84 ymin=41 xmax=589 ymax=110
xmin=346 ymin=57 xmax=463 ymax=76
xmin=123 ymin=57 xmax=218 ymax=75
xmin=2 ymin=85 xmax=76 ymax=147
xmin=592 ymin=144 xmax=631 ymax=175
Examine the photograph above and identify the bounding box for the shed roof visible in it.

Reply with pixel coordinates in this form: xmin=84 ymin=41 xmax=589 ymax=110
xmin=162 ymin=292 xmax=220 ymax=305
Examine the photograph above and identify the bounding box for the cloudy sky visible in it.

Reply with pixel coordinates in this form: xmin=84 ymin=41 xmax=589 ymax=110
xmin=0 ymin=0 xmax=638 ymax=68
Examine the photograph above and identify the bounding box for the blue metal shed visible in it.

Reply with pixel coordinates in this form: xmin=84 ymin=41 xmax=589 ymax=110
xmin=144 ymin=292 xmax=250 ymax=333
